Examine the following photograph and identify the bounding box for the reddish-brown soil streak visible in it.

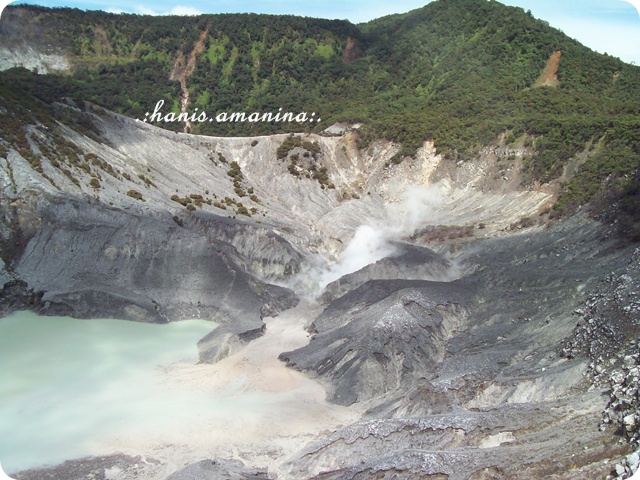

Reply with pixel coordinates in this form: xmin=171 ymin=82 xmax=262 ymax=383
xmin=540 ymin=50 xmax=561 ymax=87
xmin=170 ymin=29 xmax=208 ymax=132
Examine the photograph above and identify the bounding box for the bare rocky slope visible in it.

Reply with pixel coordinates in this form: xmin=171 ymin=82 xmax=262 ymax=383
xmin=1 ymin=100 xmax=639 ymax=479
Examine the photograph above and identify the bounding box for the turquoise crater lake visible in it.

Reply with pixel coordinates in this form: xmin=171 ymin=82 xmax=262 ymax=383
xmin=0 ymin=311 xmax=217 ymax=474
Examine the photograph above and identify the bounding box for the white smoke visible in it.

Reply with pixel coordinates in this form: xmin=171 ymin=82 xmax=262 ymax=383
xmin=388 ymin=184 xmax=444 ymax=236
xmin=318 ymin=225 xmax=398 ymax=289
xmin=315 ymin=184 xmax=445 ymax=292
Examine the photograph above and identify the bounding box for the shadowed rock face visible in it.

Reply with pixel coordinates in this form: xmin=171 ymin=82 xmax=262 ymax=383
xmin=281 ymin=280 xmax=470 ymax=406
xmin=2 ymin=188 xmax=297 ymax=332
xmin=186 ymin=211 xmax=305 ymax=280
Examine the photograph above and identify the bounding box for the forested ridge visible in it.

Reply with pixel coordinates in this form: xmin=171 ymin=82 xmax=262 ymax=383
xmin=1 ymin=0 xmax=639 ymax=227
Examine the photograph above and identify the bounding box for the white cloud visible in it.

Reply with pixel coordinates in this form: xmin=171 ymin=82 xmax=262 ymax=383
xmin=133 ymin=4 xmax=200 ymax=16
xmin=169 ymin=5 xmax=200 ymax=15
xmin=135 ymin=5 xmax=158 ymax=15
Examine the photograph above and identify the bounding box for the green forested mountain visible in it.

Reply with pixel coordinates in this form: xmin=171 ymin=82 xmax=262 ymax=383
xmin=1 ymin=0 xmax=639 ymax=221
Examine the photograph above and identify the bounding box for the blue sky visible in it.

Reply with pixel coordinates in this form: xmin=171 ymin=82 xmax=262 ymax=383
xmin=3 ymin=0 xmax=640 ymax=64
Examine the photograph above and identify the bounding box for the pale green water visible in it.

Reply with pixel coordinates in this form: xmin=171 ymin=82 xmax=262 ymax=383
xmin=0 ymin=311 xmax=217 ymax=474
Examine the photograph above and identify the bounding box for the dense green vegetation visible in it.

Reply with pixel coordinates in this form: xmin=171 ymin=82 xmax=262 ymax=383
xmin=1 ymin=0 xmax=639 ymax=220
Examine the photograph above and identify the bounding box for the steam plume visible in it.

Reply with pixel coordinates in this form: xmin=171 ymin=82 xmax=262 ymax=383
xmin=316 ymin=184 xmax=444 ymax=291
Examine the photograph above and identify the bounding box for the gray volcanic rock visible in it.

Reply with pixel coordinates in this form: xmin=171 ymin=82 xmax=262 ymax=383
xmin=279 ymin=215 xmax=636 ymax=479
xmin=280 ymin=280 xmax=470 ymax=405
xmin=0 ymin=258 xmax=9 ymax=289
xmin=282 ymin=393 xmax=625 ymax=480
xmin=319 ymin=243 xmax=460 ymax=304
xmin=562 ymin=247 xmax=640 ymax=366
xmin=11 ymin=454 xmax=159 ymax=480
xmin=186 ymin=211 xmax=305 ymax=280
xmin=167 ymin=459 xmax=271 ymax=480
xmin=0 ymin=186 xmax=301 ymax=369
xmin=0 ymin=145 xmax=301 ymax=358
xmin=3 ymin=187 xmax=297 ymax=331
